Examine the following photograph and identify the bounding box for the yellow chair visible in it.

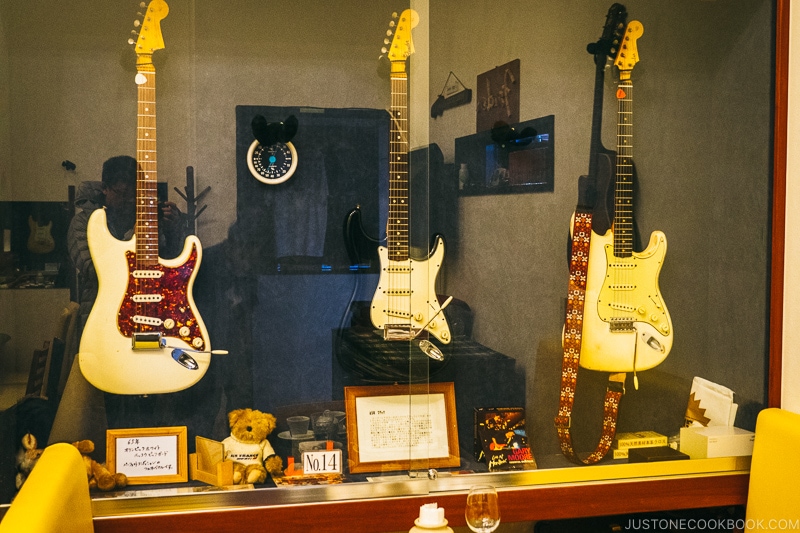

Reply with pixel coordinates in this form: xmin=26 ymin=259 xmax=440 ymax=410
xmin=745 ymin=408 xmax=800 ymax=532
xmin=0 ymin=443 xmax=93 ymax=533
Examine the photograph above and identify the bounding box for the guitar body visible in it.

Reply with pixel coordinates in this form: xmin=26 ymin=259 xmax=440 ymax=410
xmin=79 ymin=208 xmax=210 ymax=394
xmin=576 ymin=223 xmax=672 ymax=372
xmin=370 ymin=235 xmax=451 ymax=344
xmin=343 ymin=206 xmax=380 ymax=267
xmin=588 ymin=149 xmax=616 ymax=237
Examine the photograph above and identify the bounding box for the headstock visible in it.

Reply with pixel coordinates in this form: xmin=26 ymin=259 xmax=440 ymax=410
xmin=128 ymin=0 xmax=169 ymax=59
xmin=588 ymin=3 xmax=628 ymax=65
xmin=380 ymin=9 xmax=419 ymax=70
xmin=614 ymin=20 xmax=643 ymax=80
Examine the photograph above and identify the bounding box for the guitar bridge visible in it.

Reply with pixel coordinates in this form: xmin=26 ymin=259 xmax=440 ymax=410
xmin=609 ymin=318 xmax=635 ymax=332
xmin=383 ymin=324 xmax=413 ymax=341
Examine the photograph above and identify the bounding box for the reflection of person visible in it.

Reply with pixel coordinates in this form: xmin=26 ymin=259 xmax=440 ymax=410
xmin=67 ymin=155 xmax=187 ymax=331
xmin=62 ymin=155 xmax=195 ymax=444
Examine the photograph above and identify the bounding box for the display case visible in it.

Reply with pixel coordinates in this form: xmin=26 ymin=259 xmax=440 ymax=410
xmin=0 ymin=0 xmax=789 ymax=530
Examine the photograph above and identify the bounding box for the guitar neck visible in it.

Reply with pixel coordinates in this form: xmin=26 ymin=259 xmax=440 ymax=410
xmin=614 ymin=78 xmax=634 ymax=258
xmin=586 ymin=55 xmax=609 ymax=183
xmin=135 ymin=58 xmax=159 ymax=266
xmin=388 ymin=69 xmax=409 ymax=261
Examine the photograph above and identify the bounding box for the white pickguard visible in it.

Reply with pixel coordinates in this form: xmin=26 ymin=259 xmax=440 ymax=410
xmin=370 ymin=235 xmax=451 ymax=344
xmin=78 ymin=208 xmax=210 ymax=394
xmin=576 ymin=225 xmax=673 ymax=373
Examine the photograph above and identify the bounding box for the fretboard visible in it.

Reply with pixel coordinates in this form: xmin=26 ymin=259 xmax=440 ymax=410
xmin=614 ymin=79 xmax=634 ymax=258
xmin=388 ymin=71 xmax=409 ymax=261
xmin=135 ymin=61 xmax=159 ymax=267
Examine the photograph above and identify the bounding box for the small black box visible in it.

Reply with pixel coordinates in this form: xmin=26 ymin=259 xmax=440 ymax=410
xmin=627 ymin=446 xmax=690 ymax=463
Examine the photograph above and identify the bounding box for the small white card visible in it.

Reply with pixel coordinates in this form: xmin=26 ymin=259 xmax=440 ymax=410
xmin=302 ymin=449 xmax=343 ymax=474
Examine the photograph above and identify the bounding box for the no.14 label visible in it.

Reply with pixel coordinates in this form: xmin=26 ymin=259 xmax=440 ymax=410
xmin=302 ymin=449 xmax=343 ymax=474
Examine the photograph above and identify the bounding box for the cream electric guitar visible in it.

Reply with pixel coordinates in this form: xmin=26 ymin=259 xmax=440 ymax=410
xmin=79 ymin=0 xmax=213 ymax=395
xmin=370 ymin=10 xmax=451 ymax=344
xmin=578 ymin=21 xmax=673 ymax=376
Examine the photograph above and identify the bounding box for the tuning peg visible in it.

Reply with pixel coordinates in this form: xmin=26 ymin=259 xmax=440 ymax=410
xmin=386 ymin=29 xmax=393 ymax=37
xmin=391 ymin=11 xmax=398 ymax=18
xmin=140 ymin=2 xmax=146 ymax=7
xmin=389 ymin=20 xmax=396 ymax=28
xmin=128 ymin=37 xmax=135 ymax=45
xmin=133 ymin=19 xmax=141 ymax=27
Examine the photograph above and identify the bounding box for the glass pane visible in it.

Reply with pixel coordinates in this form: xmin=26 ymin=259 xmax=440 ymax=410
xmin=0 ymin=0 xmax=773 ymax=515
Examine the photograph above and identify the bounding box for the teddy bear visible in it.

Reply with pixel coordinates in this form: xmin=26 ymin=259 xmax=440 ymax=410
xmin=15 ymin=433 xmax=44 ymax=490
xmin=71 ymin=439 xmax=128 ymax=491
xmin=222 ymin=408 xmax=283 ymax=484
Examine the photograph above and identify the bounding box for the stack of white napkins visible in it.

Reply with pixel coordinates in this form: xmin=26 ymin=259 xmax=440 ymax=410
xmin=684 ymin=376 xmax=738 ymax=427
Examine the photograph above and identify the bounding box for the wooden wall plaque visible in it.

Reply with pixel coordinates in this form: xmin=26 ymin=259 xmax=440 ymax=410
xmin=476 ymin=59 xmax=520 ymax=132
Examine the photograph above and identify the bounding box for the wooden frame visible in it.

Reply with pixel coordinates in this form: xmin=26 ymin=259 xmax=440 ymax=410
xmin=345 ymin=383 xmax=460 ymax=474
xmin=106 ymin=426 xmax=188 ymax=485
xmin=22 ymin=2 xmax=789 ymax=530
xmin=770 ymin=0 xmax=789 ymax=409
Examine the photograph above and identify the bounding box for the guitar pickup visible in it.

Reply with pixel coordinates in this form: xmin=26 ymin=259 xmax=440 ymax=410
xmin=609 ymin=302 xmax=636 ymax=312
xmin=132 ymin=315 xmax=163 ymax=326
xmin=132 ymin=294 xmax=163 ymax=303
xmin=384 ymin=289 xmax=412 ymax=296
xmin=608 ymin=284 xmax=636 ymax=291
xmin=132 ymin=270 xmax=164 ymax=279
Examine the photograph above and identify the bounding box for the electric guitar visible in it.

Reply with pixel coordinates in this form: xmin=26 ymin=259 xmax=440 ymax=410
xmin=562 ymin=4 xmax=625 ymax=359
xmin=27 ymin=212 xmax=55 ymax=255
xmin=79 ymin=0 xmax=212 ymax=394
xmin=369 ymin=10 xmax=452 ymax=344
xmin=579 ymin=21 xmax=673 ymax=376
xmin=580 ymin=3 xmax=627 ymax=236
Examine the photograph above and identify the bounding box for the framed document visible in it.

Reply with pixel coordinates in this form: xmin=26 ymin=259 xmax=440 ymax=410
xmin=344 ymin=383 xmax=459 ymax=474
xmin=106 ymin=426 xmax=188 ymax=485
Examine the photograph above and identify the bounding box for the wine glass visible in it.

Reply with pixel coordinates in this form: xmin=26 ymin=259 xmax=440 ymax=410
xmin=465 ymin=484 xmax=500 ymax=533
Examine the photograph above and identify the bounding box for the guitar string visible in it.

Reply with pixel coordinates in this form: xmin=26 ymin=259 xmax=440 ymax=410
xmin=624 ymin=81 xmax=632 ymax=330
xmin=616 ymin=80 xmax=633 ymax=336
xmin=136 ymin=71 xmax=158 ymax=336
xmin=389 ymin=73 xmax=410 ymax=329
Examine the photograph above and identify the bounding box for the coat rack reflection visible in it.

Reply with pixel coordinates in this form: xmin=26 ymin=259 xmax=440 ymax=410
xmin=175 ymin=166 xmax=210 ymax=235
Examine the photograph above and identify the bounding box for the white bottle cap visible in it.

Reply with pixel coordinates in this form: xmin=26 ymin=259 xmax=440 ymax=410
xmin=418 ymin=503 xmax=445 ymax=526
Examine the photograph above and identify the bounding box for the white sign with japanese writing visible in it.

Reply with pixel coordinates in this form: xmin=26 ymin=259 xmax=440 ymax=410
xmin=115 ymin=435 xmax=179 ymax=477
xmin=355 ymin=393 xmax=449 ymax=463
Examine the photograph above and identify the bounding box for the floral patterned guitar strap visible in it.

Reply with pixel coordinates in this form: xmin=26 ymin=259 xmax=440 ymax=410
xmin=554 ymin=207 xmax=626 ymax=465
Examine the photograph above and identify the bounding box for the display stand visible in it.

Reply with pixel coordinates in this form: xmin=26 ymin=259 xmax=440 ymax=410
xmin=89 ymin=472 xmax=749 ymax=533
xmin=188 ymin=437 xmax=234 ymax=487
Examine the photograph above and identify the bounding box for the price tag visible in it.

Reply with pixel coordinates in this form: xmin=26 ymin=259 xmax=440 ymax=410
xmin=302 ymin=449 xmax=343 ymax=475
